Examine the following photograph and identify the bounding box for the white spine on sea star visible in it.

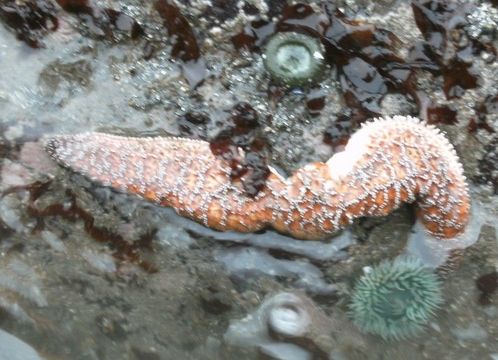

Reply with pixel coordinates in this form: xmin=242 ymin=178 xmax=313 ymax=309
xmin=44 ymin=115 xmax=470 ymax=240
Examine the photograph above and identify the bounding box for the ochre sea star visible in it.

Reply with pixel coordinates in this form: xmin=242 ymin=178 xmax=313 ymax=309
xmin=44 ymin=115 xmax=470 ymax=240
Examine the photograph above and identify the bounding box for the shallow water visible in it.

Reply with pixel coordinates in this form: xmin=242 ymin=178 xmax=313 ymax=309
xmin=0 ymin=0 xmax=497 ymax=359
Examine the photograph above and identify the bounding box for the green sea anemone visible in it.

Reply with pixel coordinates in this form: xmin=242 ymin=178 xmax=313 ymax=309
xmin=263 ymin=32 xmax=325 ymax=87
xmin=349 ymin=256 xmax=443 ymax=340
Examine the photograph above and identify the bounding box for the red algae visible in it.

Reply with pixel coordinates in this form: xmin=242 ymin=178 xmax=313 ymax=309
xmin=3 ymin=181 xmax=158 ymax=273
xmin=426 ymin=104 xmax=458 ymax=125
xmin=0 ymin=0 xmax=144 ymax=46
xmin=231 ymin=1 xmax=496 ymax=146
xmin=0 ymin=0 xmax=58 ymax=48
xmin=306 ymin=88 xmax=327 ymax=117
xmin=210 ymin=102 xmax=270 ymax=197
xmin=178 ymin=111 xmax=210 ymax=140
xmin=411 ymin=0 xmax=483 ymax=100
xmin=231 ymin=2 xmax=409 ymax=141
xmin=322 ymin=114 xmax=353 ymax=149
xmin=176 ymin=103 xmax=270 ymax=197
xmin=469 ymin=94 xmax=497 ymax=133
xmin=55 ymin=0 xmax=144 ymax=40
xmin=154 ymin=0 xmax=200 ymax=61
xmin=154 ymin=0 xmax=207 ymax=89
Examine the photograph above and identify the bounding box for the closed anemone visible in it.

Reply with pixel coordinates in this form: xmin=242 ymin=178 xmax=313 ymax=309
xmin=349 ymin=256 xmax=443 ymax=340
xmin=263 ymin=32 xmax=325 ymax=87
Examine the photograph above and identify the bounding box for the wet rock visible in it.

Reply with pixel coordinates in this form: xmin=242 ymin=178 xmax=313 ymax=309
xmin=155 ymin=224 xmax=194 ymax=250
xmin=0 ymin=0 xmax=497 ymax=358
xmin=379 ymin=93 xmax=417 ymax=117
xmin=38 ymin=59 xmax=93 ymax=97
xmin=259 ymin=342 xmax=311 ymax=360
xmin=214 ymin=247 xmax=338 ymax=295
xmin=337 ymin=0 xmax=399 ymax=16
xmin=451 ymin=322 xmax=488 ymax=342
xmin=164 ymin=212 xmax=352 ymax=261
xmin=19 ymin=142 xmax=58 ymax=176
xmin=200 ymin=0 xmax=239 ymax=24
xmin=464 ymin=224 xmax=498 ymax=273
xmin=0 ymin=259 xmax=47 ymax=307
xmin=0 ymin=328 xmax=42 ymax=360
xmin=55 ymin=0 xmax=144 ymax=41
xmin=154 ymin=0 xmax=207 ymax=88
xmin=266 ymin=0 xmax=288 ymax=19
xmin=466 ymin=2 xmax=498 ymax=42
xmin=131 ymin=346 xmax=160 ymax=360
xmin=82 ymin=250 xmax=117 ymax=273
xmin=0 ymin=295 xmax=35 ymax=324
xmin=469 ymin=94 xmax=497 ymax=133
xmin=96 ymin=313 xmax=129 ymax=341
xmin=476 ymin=271 xmax=498 ymax=306
xmin=40 ymin=230 xmax=66 ymax=253
xmin=2 ymin=143 xmax=54 ymax=189
xmin=224 ymin=291 xmax=366 ymax=359
xmin=199 ymin=286 xmax=233 ymax=315
xmin=0 ymin=0 xmax=58 ymax=48
xmin=1 ymin=160 xmax=34 ymax=188
xmin=476 ymin=136 xmax=498 ymax=194
xmin=196 ymin=267 xmax=235 ymax=315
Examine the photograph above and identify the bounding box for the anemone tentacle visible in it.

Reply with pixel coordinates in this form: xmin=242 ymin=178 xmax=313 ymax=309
xmin=349 ymin=256 xmax=443 ymax=340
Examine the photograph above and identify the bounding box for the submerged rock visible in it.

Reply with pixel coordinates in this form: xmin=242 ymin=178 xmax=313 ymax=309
xmin=224 ymin=291 xmax=366 ymax=359
xmin=0 ymin=329 xmax=43 ymax=360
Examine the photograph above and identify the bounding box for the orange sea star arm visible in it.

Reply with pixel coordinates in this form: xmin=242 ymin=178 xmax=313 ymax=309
xmin=45 ymin=116 xmax=470 ymax=240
